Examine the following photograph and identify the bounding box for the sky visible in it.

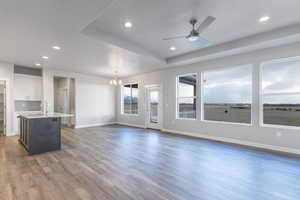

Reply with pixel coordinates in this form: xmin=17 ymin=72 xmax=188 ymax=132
xmin=261 ymin=59 xmax=300 ymax=104
xmin=203 ymin=65 xmax=252 ymax=104
xmin=179 ymin=60 xmax=300 ymax=104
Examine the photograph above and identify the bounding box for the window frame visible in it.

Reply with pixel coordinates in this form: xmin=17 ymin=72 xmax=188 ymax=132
xmin=121 ymin=83 xmax=139 ymax=116
xmin=260 ymin=56 xmax=300 ymax=129
xmin=176 ymin=73 xmax=198 ymax=120
xmin=200 ymin=65 xmax=253 ymax=126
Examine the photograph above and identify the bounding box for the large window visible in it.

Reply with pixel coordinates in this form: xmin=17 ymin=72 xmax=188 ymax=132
xmin=123 ymin=84 xmax=138 ymax=114
xmin=202 ymin=65 xmax=252 ymax=124
xmin=261 ymin=58 xmax=300 ymax=127
xmin=177 ymin=74 xmax=197 ymax=119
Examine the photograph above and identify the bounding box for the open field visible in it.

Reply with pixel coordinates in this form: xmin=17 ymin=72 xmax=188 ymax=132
xmin=178 ymin=104 xmax=196 ymax=119
xmin=180 ymin=104 xmax=300 ymax=126
xmin=264 ymin=104 xmax=300 ymax=127
xmin=124 ymin=103 xmax=138 ymax=114
xmin=125 ymin=102 xmax=300 ymax=127
xmin=204 ymin=104 xmax=251 ymax=123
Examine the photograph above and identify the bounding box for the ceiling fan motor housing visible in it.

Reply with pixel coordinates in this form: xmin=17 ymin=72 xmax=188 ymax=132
xmin=190 ymin=18 xmax=198 ymax=26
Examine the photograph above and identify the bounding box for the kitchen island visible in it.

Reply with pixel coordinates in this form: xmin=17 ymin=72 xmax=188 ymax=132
xmin=18 ymin=113 xmax=72 ymax=155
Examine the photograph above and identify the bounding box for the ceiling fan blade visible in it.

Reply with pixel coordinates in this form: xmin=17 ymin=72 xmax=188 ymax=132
xmin=197 ymin=36 xmax=211 ymax=47
xmin=197 ymin=16 xmax=216 ymax=34
xmin=163 ymin=35 xmax=186 ymax=40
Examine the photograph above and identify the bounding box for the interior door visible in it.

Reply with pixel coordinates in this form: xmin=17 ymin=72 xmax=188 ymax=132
xmin=146 ymin=86 xmax=162 ymax=130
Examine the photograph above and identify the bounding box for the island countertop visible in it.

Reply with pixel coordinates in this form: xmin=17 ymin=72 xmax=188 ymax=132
xmin=18 ymin=112 xmax=73 ymax=119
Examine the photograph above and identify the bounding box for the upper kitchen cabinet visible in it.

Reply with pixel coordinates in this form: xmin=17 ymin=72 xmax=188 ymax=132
xmin=14 ymin=65 xmax=42 ymax=101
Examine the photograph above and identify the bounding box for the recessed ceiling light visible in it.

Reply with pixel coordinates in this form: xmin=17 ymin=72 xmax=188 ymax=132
xmin=124 ymin=21 xmax=132 ymax=28
xmin=35 ymin=63 xmax=41 ymax=66
xmin=42 ymin=56 xmax=49 ymax=60
xmin=52 ymin=46 xmax=61 ymax=50
xmin=170 ymin=46 xmax=176 ymax=51
xmin=259 ymin=16 xmax=270 ymax=23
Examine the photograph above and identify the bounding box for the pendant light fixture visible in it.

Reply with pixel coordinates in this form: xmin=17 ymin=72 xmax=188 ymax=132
xmin=109 ymin=70 xmax=122 ymax=86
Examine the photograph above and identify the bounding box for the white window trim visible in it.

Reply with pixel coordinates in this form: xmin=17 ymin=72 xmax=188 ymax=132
xmin=201 ymin=119 xmax=252 ymax=127
xmin=176 ymin=73 xmax=198 ymax=120
xmin=121 ymin=83 xmax=139 ymax=116
xmin=200 ymin=64 xmax=253 ymax=125
xmin=260 ymin=57 xmax=300 ymax=129
xmin=261 ymin=123 xmax=300 ymax=130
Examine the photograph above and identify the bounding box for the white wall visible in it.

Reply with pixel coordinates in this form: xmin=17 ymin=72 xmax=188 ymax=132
xmin=76 ymin=79 xmax=115 ymax=127
xmin=117 ymin=41 xmax=300 ymax=153
xmin=0 ymin=62 xmax=14 ymax=136
xmin=43 ymin=69 xmax=116 ymax=128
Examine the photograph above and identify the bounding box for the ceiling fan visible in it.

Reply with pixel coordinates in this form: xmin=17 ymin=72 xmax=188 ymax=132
xmin=163 ymin=16 xmax=216 ymax=46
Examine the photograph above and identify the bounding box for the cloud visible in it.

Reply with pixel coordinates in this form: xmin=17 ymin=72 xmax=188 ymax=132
xmin=203 ymin=65 xmax=251 ymax=84
xmin=203 ymin=60 xmax=300 ymax=104
xmin=262 ymin=59 xmax=300 ymax=103
xmin=204 ymin=82 xmax=251 ymax=104
xmin=204 ymin=65 xmax=252 ymax=104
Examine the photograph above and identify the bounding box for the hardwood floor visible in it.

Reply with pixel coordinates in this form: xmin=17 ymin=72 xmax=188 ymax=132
xmin=1 ymin=125 xmax=300 ymax=200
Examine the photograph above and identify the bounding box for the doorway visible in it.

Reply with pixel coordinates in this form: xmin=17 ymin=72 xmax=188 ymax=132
xmin=0 ymin=81 xmax=6 ymax=136
xmin=53 ymin=77 xmax=75 ymax=127
xmin=145 ymin=85 xmax=162 ymax=130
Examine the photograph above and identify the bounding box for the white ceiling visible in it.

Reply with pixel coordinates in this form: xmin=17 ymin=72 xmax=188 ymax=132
xmin=1 ymin=0 xmax=300 ymax=77
xmin=0 ymin=0 xmax=161 ymax=77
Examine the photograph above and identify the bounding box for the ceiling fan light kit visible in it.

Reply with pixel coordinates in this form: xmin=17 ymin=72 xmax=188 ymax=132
xmin=188 ymin=36 xmax=199 ymax=42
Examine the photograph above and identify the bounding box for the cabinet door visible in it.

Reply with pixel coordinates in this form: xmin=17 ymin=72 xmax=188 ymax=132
xmin=14 ymin=74 xmax=42 ymax=101
xmin=29 ymin=118 xmax=61 ymax=155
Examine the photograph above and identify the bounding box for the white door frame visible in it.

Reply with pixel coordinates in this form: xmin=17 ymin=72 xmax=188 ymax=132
xmin=53 ymin=76 xmax=76 ymax=127
xmin=145 ymin=85 xmax=163 ymax=130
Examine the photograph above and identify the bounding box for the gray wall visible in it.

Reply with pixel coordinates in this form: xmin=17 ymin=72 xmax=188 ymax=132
xmin=117 ymin=41 xmax=300 ymax=152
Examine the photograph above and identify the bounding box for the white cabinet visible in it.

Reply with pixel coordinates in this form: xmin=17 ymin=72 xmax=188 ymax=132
xmin=14 ymin=74 xmax=42 ymax=101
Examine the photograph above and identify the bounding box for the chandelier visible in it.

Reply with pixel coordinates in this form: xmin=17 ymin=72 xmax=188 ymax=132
xmin=109 ymin=70 xmax=122 ymax=86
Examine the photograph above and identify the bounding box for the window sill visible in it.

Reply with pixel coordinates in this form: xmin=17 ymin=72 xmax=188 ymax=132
xmin=121 ymin=113 xmax=139 ymax=117
xmin=176 ymin=118 xmax=197 ymax=121
xmin=201 ymin=119 xmax=252 ymax=127
xmin=261 ymin=124 xmax=300 ymax=130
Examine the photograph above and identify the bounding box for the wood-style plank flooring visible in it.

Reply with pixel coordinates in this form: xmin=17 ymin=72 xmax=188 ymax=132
xmin=1 ymin=125 xmax=300 ymax=200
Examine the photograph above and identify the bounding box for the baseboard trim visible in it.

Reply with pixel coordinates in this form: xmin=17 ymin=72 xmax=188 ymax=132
xmin=75 ymin=122 xmax=116 ymax=129
xmin=162 ymin=128 xmax=300 ymax=156
xmin=115 ymin=122 xmax=146 ymax=129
